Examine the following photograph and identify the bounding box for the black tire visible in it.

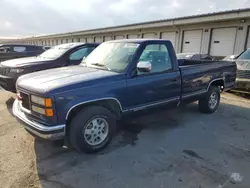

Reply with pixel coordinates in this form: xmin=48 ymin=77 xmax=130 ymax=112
xmin=69 ymin=106 xmax=116 ymax=153
xmin=199 ymin=86 xmax=220 ymax=114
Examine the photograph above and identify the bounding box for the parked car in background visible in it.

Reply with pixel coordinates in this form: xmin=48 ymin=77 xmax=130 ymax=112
xmin=0 ymin=43 xmax=99 ymax=92
xmin=177 ymin=53 xmax=214 ymax=60
xmin=0 ymin=44 xmax=45 ymax=62
xmin=222 ymin=54 xmax=238 ymax=61
xmin=43 ymin=46 xmax=51 ymax=50
xmin=13 ymin=39 xmax=236 ymax=153
xmin=229 ymin=49 xmax=250 ymax=93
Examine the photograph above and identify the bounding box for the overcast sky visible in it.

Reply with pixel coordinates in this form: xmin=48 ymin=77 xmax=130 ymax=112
xmin=0 ymin=0 xmax=250 ymax=38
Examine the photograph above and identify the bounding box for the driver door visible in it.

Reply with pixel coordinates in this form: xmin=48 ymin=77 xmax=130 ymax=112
xmin=126 ymin=43 xmax=181 ymax=110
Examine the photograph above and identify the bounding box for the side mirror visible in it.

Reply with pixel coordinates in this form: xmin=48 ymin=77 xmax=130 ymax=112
xmin=137 ymin=61 xmax=152 ymax=72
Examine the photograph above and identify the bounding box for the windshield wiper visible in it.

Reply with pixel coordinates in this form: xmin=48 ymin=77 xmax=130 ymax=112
xmin=91 ymin=63 xmax=111 ymax=71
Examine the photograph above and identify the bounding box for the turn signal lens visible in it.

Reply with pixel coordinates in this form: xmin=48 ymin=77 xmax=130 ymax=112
xmin=45 ymin=109 xmax=54 ymax=117
xmin=45 ymin=98 xmax=52 ymax=107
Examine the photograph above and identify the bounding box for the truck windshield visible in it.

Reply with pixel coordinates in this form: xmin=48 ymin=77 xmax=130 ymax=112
xmin=39 ymin=46 xmax=69 ymax=59
xmin=237 ymin=49 xmax=250 ymax=60
xmin=82 ymin=42 xmax=139 ymax=72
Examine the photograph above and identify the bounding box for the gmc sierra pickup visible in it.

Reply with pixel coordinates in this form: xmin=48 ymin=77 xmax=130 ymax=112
xmin=13 ymin=39 xmax=237 ymax=153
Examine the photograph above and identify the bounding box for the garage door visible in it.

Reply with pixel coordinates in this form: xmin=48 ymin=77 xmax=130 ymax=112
xmin=115 ymin=35 xmax=124 ymax=40
xmin=95 ymin=37 xmax=103 ymax=43
xmin=104 ymin=36 xmax=113 ymax=41
xmin=182 ymin=30 xmax=202 ymax=53
xmin=73 ymin=38 xmax=79 ymax=42
xmin=143 ymin=33 xmax=155 ymax=38
xmin=87 ymin=37 xmax=94 ymax=43
xmin=127 ymin=34 xmax=138 ymax=39
xmin=161 ymin=32 xmax=177 ymax=49
xmin=80 ymin=38 xmax=86 ymax=42
xmin=210 ymin=28 xmax=237 ymax=56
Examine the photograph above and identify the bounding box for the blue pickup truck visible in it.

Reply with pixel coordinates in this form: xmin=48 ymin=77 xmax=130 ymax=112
xmin=13 ymin=39 xmax=236 ymax=153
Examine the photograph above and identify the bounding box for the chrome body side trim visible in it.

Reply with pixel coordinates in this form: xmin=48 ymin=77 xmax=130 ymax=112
xmin=182 ymin=90 xmax=207 ymax=99
xmin=207 ymin=78 xmax=225 ymax=90
xmin=65 ymin=97 xmax=123 ymax=120
xmin=126 ymin=97 xmax=179 ymax=112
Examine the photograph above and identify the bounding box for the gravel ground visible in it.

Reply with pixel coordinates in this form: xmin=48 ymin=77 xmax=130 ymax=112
xmin=0 ymin=91 xmax=250 ymax=188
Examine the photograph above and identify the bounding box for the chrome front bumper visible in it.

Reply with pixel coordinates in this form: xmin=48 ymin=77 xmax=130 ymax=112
xmin=13 ymin=99 xmax=65 ymax=140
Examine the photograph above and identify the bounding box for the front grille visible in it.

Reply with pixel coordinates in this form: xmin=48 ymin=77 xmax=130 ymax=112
xmin=237 ymin=70 xmax=250 ymax=79
xmin=0 ymin=67 xmax=10 ymax=76
xmin=20 ymin=92 xmax=30 ymax=110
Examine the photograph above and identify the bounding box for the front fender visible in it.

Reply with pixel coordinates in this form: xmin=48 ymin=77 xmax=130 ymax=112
xmin=53 ymin=80 xmax=127 ymax=124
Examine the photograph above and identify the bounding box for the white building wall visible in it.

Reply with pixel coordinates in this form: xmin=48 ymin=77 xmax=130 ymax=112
xmin=12 ymin=14 xmax=250 ymax=57
xmin=200 ymin=28 xmax=210 ymax=54
xmin=234 ymin=25 xmax=247 ymax=54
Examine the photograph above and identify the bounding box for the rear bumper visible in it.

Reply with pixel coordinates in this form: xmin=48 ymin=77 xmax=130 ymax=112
xmin=0 ymin=75 xmax=16 ymax=92
xmin=13 ymin=99 xmax=65 ymax=140
xmin=234 ymin=78 xmax=250 ymax=91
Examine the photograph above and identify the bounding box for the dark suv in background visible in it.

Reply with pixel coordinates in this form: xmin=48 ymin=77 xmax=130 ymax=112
xmin=0 ymin=43 xmax=99 ymax=92
xmin=0 ymin=44 xmax=45 ymax=62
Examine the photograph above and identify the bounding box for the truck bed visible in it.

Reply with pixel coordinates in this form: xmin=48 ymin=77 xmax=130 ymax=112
xmin=179 ymin=59 xmax=237 ymax=99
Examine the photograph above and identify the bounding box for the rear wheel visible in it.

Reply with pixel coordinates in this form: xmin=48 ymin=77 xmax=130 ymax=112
xmin=69 ymin=106 xmax=116 ymax=153
xmin=199 ymin=86 xmax=220 ymax=114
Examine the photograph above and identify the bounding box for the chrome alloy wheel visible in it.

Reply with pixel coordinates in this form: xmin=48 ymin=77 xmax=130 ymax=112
xmin=83 ymin=117 xmax=109 ymax=146
xmin=209 ymin=92 xmax=218 ymax=109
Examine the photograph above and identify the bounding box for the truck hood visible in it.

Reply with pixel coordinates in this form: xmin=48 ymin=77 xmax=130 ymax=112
xmin=236 ymin=60 xmax=250 ymax=70
xmin=0 ymin=56 xmax=51 ymax=67
xmin=17 ymin=66 xmax=121 ymax=94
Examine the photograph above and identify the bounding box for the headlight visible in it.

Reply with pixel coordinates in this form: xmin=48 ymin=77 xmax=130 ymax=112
xmin=31 ymin=105 xmax=45 ymax=115
xmin=31 ymin=105 xmax=54 ymax=117
xmin=31 ymin=95 xmax=53 ymax=116
xmin=31 ymin=95 xmax=52 ymax=107
xmin=10 ymin=68 xmax=24 ymax=73
xmin=31 ymin=95 xmax=45 ymax=106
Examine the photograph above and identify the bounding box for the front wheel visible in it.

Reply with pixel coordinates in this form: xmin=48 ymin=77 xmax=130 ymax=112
xmin=199 ymin=86 xmax=220 ymax=114
xmin=69 ymin=106 xmax=116 ymax=153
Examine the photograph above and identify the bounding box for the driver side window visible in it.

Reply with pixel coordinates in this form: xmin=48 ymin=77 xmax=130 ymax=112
xmin=69 ymin=47 xmax=95 ymax=61
xmin=138 ymin=44 xmax=172 ymax=75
